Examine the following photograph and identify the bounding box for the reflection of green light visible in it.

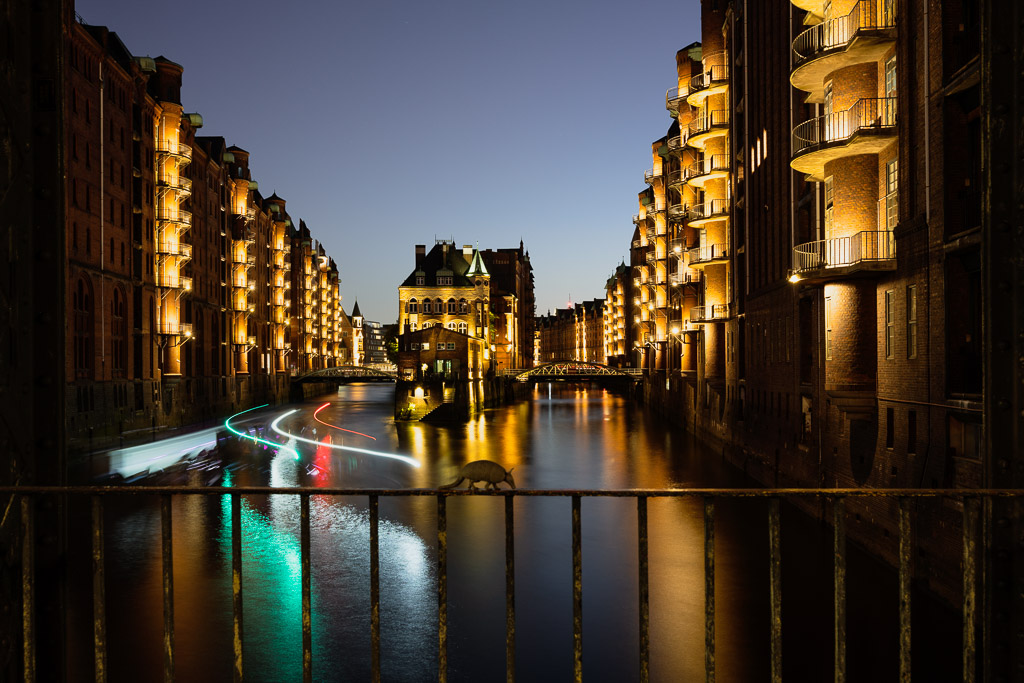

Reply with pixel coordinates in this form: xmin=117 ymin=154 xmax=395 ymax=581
xmin=225 ymin=404 xmax=300 ymax=460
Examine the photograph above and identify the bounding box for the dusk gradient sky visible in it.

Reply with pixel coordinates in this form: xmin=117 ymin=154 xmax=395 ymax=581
xmin=77 ymin=0 xmax=701 ymax=323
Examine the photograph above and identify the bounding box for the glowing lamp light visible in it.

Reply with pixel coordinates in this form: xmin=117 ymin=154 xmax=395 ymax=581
xmin=788 ymin=273 xmax=801 ymax=284
xmin=671 ymin=326 xmax=680 ymax=335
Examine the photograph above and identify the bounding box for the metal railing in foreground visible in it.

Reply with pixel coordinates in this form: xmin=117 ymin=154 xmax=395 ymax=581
xmin=5 ymin=486 xmax=1011 ymax=683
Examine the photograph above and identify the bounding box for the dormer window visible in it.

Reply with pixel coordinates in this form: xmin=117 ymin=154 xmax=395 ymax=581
xmin=416 ymin=276 xmax=424 ymax=285
xmin=437 ymin=276 xmax=452 ymax=285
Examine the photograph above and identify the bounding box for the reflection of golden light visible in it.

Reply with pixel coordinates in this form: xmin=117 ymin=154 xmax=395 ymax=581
xmin=414 ymin=386 xmax=424 ymax=399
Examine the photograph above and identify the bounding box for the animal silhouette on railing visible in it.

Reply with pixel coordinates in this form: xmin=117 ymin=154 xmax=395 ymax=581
xmin=439 ymin=460 xmax=517 ymax=490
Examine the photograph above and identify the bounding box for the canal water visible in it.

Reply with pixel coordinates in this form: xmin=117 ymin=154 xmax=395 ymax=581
xmin=68 ymin=383 xmax=961 ymax=682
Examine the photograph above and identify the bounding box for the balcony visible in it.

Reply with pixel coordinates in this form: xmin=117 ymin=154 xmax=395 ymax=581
xmin=684 ymin=154 xmax=730 ymax=188
xmin=687 ymin=199 xmax=730 ymax=226
xmin=645 ymin=201 xmax=665 ymax=218
xmin=791 ymin=97 xmax=897 ymax=180
xmin=791 ymin=0 xmax=898 ymax=101
xmin=665 ymin=86 xmax=688 ymax=116
xmin=154 ymin=273 xmax=193 ymax=291
xmin=669 ymin=237 xmax=685 ymax=255
xmin=632 ymin=214 xmax=642 ymax=225
xmin=690 ymin=303 xmax=731 ymax=323
xmin=154 ymin=321 xmax=193 ymax=337
xmin=686 ymin=63 xmax=729 ymax=107
xmin=155 ymin=209 xmax=192 ymax=231
xmin=644 ymin=168 xmax=662 ymax=185
xmin=670 ymin=270 xmax=702 ymax=287
xmin=665 ymin=169 xmax=684 ymax=189
xmin=666 ymin=134 xmax=687 ymax=155
xmin=645 ymin=224 xmax=657 ymax=241
xmin=155 ymin=139 xmax=192 ymax=163
xmin=791 ymin=230 xmax=896 ymax=281
xmin=157 ymin=174 xmax=192 ymax=198
xmin=686 ymin=110 xmax=729 ymax=148
xmin=155 ymin=241 xmax=192 ymax=261
xmin=688 ymin=244 xmax=729 ymax=267
xmin=645 ymin=251 xmax=662 ymax=264
xmin=666 ymin=200 xmax=687 ymax=221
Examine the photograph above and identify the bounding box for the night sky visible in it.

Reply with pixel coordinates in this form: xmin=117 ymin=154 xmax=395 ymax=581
xmin=76 ymin=0 xmax=701 ymax=323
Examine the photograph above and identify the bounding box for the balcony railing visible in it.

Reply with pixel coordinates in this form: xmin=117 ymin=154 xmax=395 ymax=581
xmin=878 ymin=190 xmax=899 ymax=231
xmin=665 ymin=169 xmax=684 ymax=188
xmin=154 ymin=321 xmax=193 ymax=336
xmin=665 ymin=86 xmax=688 ymax=114
xmin=645 ymin=251 xmax=662 ymax=264
xmin=687 ymin=199 xmax=730 ymax=222
xmin=644 ymin=168 xmax=662 ymax=184
xmin=633 ymin=214 xmax=642 ymax=225
xmin=154 ymin=273 xmax=192 ymax=291
xmin=670 ymin=269 xmax=701 ymax=285
xmin=690 ymin=303 xmax=731 ymax=322
xmin=157 ymin=175 xmax=192 ymax=195
xmin=155 ymin=209 xmax=192 ymax=228
xmin=792 ymin=230 xmax=896 ymax=274
xmin=667 ymin=135 xmax=686 ymax=153
xmin=688 ymin=110 xmax=729 ymax=138
xmin=792 ymin=97 xmax=897 ymax=157
xmin=667 ymin=201 xmax=687 ymax=220
xmin=669 ymin=237 xmax=685 ymax=254
xmin=155 ymin=241 xmax=192 ymax=260
xmin=684 ymin=154 xmax=730 ymax=182
xmin=688 ymin=244 xmax=729 ymax=264
xmin=792 ymin=0 xmax=897 ymax=64
xmin=155 ymin=139 xmax=192 ymax=160
xmin=645 ymin=224 xmax=657 ymax=240
xmin=688 ymin=64 xmax=729 ymax=94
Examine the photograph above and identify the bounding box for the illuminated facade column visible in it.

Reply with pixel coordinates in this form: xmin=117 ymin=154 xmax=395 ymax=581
xmin=788 ymin=0 xmax=897 ymax=409
xmin=151 ymin=60 xmax=194 ymax=375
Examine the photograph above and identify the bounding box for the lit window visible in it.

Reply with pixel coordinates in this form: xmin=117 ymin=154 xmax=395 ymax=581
xmin=824 ymin=176 xmax=835 ymax=239
xmin=906 ymin=285 xmax=917 ymax=359
xmin=824 ymin=297 xmax=833 ymax=361
xmin=884 ymin=159 xmax=898 ymax=229
xmin=885 ymin=56 xmax=897 ymax=98
xmin=885 ymin=289 xmax=895 ymax=359
xmin=436 ymin=343 xmax=445 ymax=350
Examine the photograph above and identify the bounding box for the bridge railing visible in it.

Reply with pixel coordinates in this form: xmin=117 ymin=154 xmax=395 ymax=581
xmin=4 ymin=485 xmax=1005 ymax=683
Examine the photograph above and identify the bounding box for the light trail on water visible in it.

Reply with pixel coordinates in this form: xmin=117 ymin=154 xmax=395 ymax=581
xmin=225 ymin=404 xmax=301 ymax=460
xmin=313 ymin=402 xmax=377 ymax=440
xmin=271 ymin=409 xmax=421 ymax=468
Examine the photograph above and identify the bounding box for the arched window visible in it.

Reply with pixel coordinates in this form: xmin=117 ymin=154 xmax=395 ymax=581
xmin=422 ymin=298 xmax=431 ymax=314
xmin=459 ymin=298 xmax=468 ymax=314
xmin=423 ymin=321 xmax=434 ymax=329
xmin=111 ymin=286 xmax=126 ymax=376
xmin=408 ymin=298 xmax=418 ymax=314
xmin=458 ymin=322 xmax=468 ymax=335
xmin=446 ymin=321 xmax=457 ymax=331
xmin=447 ymin=298 xmax=457 ymax=314
xmin=73 ymin=276 xmax=92 ymax=378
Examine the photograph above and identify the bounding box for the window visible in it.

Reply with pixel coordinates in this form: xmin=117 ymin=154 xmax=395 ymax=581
xmin=436 ymin=343 xmax=445 ymax=350
xmin=421 ymin=299 xmax=431 ymax=314
xmin=408 ymin=299 xmax=418 ymax=314
xmin=73 ymin=276 xmax=92 ymax=378
xmin=415 ymin=276 xmax=424 ymax=285
xmin=112 ymin=287 xmax=125 ymax=376
xmin=459 ymin=299 xmax=468 ymax=314
xmin=885 ymin=56 xmax=897 ymax=97
xmin=908 ymin=410 xmax=917 ymax=454
xmin=824 ymin=297 xmax=833 ymax=360
xmin=458 ymin=322 xmax=468 ymax=335
xmin=447 ymin=299 xmax=457 ymax=314
xmin=906 ymin=285 xmax=917 ymax=358
xmin=447 ymin=343 xmax=455 ymax=350
xmin=824 ymin=176 xmax=834 ymax=238
xmin=885 ymin=289 xmax=895 ymax=359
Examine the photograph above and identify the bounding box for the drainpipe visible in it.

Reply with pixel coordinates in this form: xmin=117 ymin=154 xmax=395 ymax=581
xmin=922 ymin=0 xmax=931 ymax=222
xmin=99 ymin=60 xmax=105 ymax=373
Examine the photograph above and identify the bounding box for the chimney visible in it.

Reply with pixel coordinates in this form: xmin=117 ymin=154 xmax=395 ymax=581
xmin=463 ymin=244 xmax=473 ymax=258
xmin=415 ymin=244 xmax=425 ymax=267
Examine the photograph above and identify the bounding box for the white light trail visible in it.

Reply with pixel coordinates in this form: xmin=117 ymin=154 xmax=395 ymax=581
xmin=270 ymin=409 xmax=421 ymax=469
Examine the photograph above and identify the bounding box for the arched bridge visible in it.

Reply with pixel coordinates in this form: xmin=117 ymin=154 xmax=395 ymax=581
xmin=503 ymin=361 xmax=643 ymax=383
xmin=293 ymin=366 xmax=397 ymax=384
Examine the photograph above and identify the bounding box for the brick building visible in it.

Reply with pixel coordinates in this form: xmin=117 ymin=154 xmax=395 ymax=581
xmin=479 ymin=242 xmax=536 ymax=371
xmin=536 ymin=299 xmax=606 ymax=365
xmin=63 ymin=16 xmax=347 ymax=447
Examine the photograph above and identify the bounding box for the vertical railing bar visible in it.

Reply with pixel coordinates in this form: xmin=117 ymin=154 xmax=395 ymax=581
xmin=505 ymin=494 xmax=516 ymax=683
xmin=572 ymin=494 xmax=583 ymax=682
xmin=232 ymin=492 xmax=244 ymax=683
xmin=704 ymin=498 xmax=715 ymax=683
xmin=370 ymin=495 xmax=381 ymax=683
xmin=437 ymin=494 xmax=448 ymax=683
xmin=637 ymin=496 xmax=650 ymax=683
xmin=768 ymin=498 xmax=782 ymax=683
xmin=92 ymin=495 xmax=107 ymax=683
xmin=962 ymin=497 xmax=978 ymax=683
xmin=161 ymin=495 xmax=175 ymax=683
xmin=898 ymin=497 xmax=912 ymax=682
xmin=21 ymin=495 xmax=36 ymax=683
xmin=300 ymin=494 xmax=312 ymax=683
xmin=833 ymin=497 xmax=846 ymax=683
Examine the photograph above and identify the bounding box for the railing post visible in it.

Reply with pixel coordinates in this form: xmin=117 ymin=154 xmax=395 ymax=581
xmin=231 ymin=492 xmax=244 ymax=683
xmin=437 ymin=495 xmax=448 ymax=683
xmin=963 ymin=497 xmax=978 ymax=683
xmin=704 ymin=498 xmax=716 ymax=683
xmin=161 ymin=495 xmax=175 ymax=683
xmin=572 ymin=495 xmax=583 ymax=682
xmin=898 ymin=497 xmax=912 ymax=682
xmin=300 ymin=494 xmax=312 ymax=683
xmin=370 ymin=495 xmax=381 ymax=683
xmin=21 ymin=495 xmax=35 ymax=683
xmin=505 ymin=495 xmax=516 ymax=683
xmin=768 ymin=498 xmax=782 ymax=683
xmin=833 ymin=498 xmax=846 ymax=683
xmin=637 ymin=496 xmax=649 ymax=683
xmin=92 ymin=495 xmax=107 ymax=683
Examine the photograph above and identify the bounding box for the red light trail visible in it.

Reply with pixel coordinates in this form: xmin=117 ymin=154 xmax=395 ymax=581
xmin=313 ymin=403 xmax=377 ymax=441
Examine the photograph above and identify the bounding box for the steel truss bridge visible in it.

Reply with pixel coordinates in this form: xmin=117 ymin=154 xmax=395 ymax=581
xmin=293 ymin=365 xmax=397 ymax=383
xmin=502 ymin=361 xmax=643 ymax=383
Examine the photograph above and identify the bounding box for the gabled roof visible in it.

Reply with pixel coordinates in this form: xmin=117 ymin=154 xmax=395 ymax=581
xmin=400 ymin=242 xmax=481 ymax=287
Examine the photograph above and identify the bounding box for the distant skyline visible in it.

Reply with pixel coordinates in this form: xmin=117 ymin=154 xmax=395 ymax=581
xmin=76 ymin=0 xmax=701 ymax=322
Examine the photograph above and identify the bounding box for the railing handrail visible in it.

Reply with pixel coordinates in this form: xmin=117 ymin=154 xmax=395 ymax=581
xmin=689 ymin=63 xmax=730 ymax=92
xmin=792 ymin=230 xmax=896 ymax=272
xmin=688 ymin=110 xmax=729 ymax=136
xmin=793 ymin=0 xmax=897 ymax=62
xmin=792 ymin=97 xmax=897 ymax=156
xmin=688 ymin=243 xmax=728 ymax=262
xmin=155 ymin=208 xmax=193 ymax=224
xmin=155 ymin=139 xmax=192 ymax=159
xmin=665 ymin=86 xmax=688 ymax=105
xmin=688 ymin=199 xmax=730 ymax=220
